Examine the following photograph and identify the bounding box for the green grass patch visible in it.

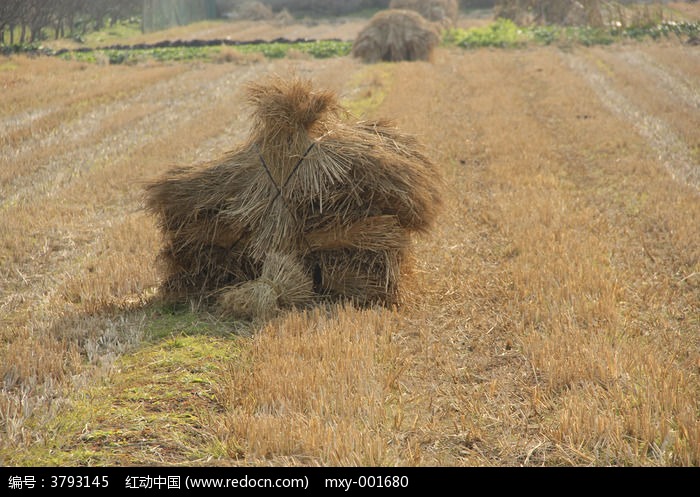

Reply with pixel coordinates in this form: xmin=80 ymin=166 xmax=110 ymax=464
xmin=445 ymin=19 xmax=528 ymax=48
xmin=144 ymin=302 xmax=242 ymax=341
xmin=298 ymin=40 xmax=353 ymax=58
xmin=235 ymin=40 xmax=352 ymax=59
xmin=341 ymin=64 xmax=395 ymax=119
xmin=54 ymin=39 xmax=352 ymax=64
xmin=218 ymin=39 xmax=351 ymax=60
xmin=57 ymin=45 xmax=224 ymax=64
xmin=3 ymin=305 xmax=242 ymax=466
xmin=81 ymin=18 xmax=143 ymax=46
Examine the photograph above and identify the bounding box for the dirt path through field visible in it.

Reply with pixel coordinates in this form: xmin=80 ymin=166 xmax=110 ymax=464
xmin=561 ymin=46 xmax=700 ymax=190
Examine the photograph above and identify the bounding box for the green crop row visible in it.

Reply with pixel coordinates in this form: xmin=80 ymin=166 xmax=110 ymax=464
xmin=48 ymin=39 xmax=352 ymax=64
xmin=444 ymin=18 xmax=700 ymax=49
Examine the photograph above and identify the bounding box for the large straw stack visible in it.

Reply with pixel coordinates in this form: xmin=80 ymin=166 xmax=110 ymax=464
xmin=145 ymin=75 xmax=442 ymax=320
xmin=351 ymin=9 xmax=442 ymax=63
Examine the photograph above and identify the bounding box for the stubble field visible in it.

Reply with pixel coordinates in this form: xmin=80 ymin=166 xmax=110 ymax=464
xmin=1 ymin=8 xmax=699 ymax=466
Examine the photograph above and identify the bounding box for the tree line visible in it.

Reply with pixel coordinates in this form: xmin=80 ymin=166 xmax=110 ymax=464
xmin=0 ymin=0 xmax=499 ymax=46
xmin=0 ymin=0 xmax=141 ymax=44
xmin=0 ymin=0 xmax=394 ymax=45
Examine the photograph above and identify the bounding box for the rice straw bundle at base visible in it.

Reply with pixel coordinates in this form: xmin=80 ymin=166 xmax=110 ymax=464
xmin=144 ymin=75 xmax=442 ymax=320
xmin=217 ymin=252 xmax=313 ymax=321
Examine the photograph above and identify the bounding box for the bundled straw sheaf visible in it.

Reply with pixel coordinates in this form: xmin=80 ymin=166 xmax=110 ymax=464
xmin=352 ymin=9 xmax=441 ymax=63
xmin=217 ymin=252 xmax=313 ymax=321
xmin=145 ymin=75 xmax=442 ymax=319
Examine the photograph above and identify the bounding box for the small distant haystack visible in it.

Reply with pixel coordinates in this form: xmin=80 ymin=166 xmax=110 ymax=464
xmin=144 ymin=75 xmax=442 ymax=320
xmin=352 ymin=9 xmax=441 ymax=63
xmin=389 ymin=0 xmax=459 ymax=27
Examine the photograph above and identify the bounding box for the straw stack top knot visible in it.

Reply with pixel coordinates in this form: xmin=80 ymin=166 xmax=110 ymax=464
xmin=244 ymin=75 xmax=342 ymax=135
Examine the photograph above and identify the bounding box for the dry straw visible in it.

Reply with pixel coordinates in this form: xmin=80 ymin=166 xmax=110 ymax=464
xmin=351 ymin=9 xmax=442 ymax=63
xmin=217 ymin=252 xmax=313 ymax=321
xmin=145 ymin=75 xmax=442 ymax=320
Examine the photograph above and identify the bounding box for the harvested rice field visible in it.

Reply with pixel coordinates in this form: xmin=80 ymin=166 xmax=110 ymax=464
xmin=1 ymin=7 xmax=699 ymax=467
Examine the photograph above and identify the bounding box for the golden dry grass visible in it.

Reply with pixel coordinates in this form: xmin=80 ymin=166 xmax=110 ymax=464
xmin=1 ymin=13 xmax=699 ymax=466
xmin=381 ymin=45 xmax=699 ymax=465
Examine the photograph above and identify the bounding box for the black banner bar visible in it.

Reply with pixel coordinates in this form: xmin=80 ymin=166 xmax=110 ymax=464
xmin=0 ymin=466 xmax=683 ymax=494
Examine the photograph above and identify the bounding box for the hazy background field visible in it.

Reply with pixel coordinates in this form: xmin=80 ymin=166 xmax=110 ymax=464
xmin=1 ymin=1 xmax=699 ymax=466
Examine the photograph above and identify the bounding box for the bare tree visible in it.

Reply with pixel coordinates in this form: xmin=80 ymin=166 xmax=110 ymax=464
xmin=25 ymin=0 xmax=55 ymax=42
xmin=0 ymin=0 xmax=26 ymax=44
xmin=0 ymin=0 xmax=142 ymax=45
xmin=53 ymin=0 xmax=86 ymax=39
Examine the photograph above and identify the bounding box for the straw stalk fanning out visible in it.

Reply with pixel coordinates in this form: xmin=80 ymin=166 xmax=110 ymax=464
xmin=351 ymin=9 xmax=442 ymax=63
xmin=144 ymin=75 xmax=442 ymax=320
